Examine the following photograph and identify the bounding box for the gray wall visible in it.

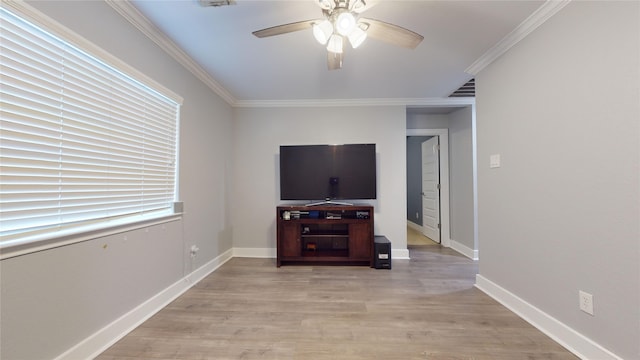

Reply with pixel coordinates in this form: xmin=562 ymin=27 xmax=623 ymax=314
xmin=406 ymin=136 xmax=432 ymax=225
xmin=476 ymin=1 xmax=639 ymax=358
xmin=0 ymin=2 xmax=234 ymax=359
xmin=5 ymin=1 xmax=636 ymax=359
xmin=448 ymin=107 xmax=475 ymax=251
xmin=407 ymin=113 xmax=450 ymax=130
xmin=232 ymin=106 xmax=408 ymax=253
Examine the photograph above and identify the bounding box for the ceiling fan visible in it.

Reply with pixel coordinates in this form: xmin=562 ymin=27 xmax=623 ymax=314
xmin=252 ymin=0 xmax=424 ymax=70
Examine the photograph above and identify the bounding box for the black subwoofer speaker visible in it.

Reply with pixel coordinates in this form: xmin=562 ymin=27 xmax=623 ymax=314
xmin=374 ymin=236 xmax=391 ymax=269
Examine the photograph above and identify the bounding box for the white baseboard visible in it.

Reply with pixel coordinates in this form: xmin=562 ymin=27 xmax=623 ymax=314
xmin=392 ymin=248 xmax=410 ymax=259
xmin=407 ymin=220 xmax=422 ymax=233
xmin=233 ymin=247 xmax=276 ymax=258
xmin=55 ymin=248 xmax=234 ymax=360
xmin=449 ymin=239 xmax=478 ymax=260
xmin=230 ymin=247 xmax=412 ymax=261
xmin=475 ymin=275 xmax=622 ymax=360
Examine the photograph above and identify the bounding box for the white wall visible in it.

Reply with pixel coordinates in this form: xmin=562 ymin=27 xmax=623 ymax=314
xmin=0 ymin=2 xmax=234 ymax=359
xmin=475 ymin=1 xmax=639 ymax=359
xmin=232 ymin=106 xmax=408 ymax=255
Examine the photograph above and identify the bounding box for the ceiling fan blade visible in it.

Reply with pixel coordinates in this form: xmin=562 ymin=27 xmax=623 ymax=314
xmin=359 ymin=18 xmax=423 ymax=49
xmin=327 ymin=51 xmax=343 ymax=70
xmin=252 ymin=20 xmax=318 ymax=38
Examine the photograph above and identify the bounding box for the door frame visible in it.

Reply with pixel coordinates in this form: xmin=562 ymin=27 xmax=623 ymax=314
xmin=407 ymin=128 xmax=450 ymax=248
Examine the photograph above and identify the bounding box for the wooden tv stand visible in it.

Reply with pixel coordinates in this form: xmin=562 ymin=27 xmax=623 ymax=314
xmin=276 ymin=205 xmax=374 ymax=267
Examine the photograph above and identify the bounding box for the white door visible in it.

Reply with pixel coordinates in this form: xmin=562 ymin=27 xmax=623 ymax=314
xmin=421 ymin=137 xmax=440 ymax=242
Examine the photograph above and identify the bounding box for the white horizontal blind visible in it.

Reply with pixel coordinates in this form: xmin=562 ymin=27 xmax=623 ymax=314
xmin=0 ymin=8 xmax=180 ymax=240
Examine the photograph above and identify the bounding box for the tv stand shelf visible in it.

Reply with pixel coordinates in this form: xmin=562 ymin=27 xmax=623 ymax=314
xmin=276 ymin=205 xmax=374 ymax=267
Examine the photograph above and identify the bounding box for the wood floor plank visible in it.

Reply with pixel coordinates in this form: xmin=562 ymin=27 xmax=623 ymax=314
xmin=96 ymin=246 xmax=578 ymax=360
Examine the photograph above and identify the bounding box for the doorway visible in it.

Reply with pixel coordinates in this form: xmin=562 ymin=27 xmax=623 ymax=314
xmin=406 ymin=129 xmax=451 ymax=248
xmin=405 ymin=103 xmax=479 ymax=260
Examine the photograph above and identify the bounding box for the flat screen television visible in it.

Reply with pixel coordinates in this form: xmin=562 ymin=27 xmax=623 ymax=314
xmin=279 ymin=143 xmax=376 ymax=203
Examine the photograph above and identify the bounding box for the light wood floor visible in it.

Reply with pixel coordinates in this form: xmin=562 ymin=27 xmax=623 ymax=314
xmin=407 ymin=225 xmax=439 ymax=246
xmin=97 ymin=246 xmax=577 ymax=360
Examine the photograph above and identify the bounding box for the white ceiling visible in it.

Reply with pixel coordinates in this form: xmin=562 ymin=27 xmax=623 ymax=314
xmin=128 ymin=0 xmax=544 ymax=103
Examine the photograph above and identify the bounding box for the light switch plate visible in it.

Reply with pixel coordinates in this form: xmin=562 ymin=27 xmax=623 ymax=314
xmin=490 ymin=154 xmax=501 ymax=168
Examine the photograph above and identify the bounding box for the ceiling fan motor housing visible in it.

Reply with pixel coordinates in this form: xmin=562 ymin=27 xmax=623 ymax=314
xmin=319 ymin=0 xmax=366 ymax=12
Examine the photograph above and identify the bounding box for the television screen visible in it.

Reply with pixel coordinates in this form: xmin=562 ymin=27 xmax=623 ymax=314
xmin=279 ymin=144 xmax=376 ymax=201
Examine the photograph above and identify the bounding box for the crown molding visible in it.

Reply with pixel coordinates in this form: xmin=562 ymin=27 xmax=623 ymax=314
xmin=92 ymin=0 xmax=567 ymax=106
xmin=465 ymin=0 xmax=571 ymax=75
xmin=104 ymin=1 xmax=479 ymax=109
xmin=105 ymin=0 xmax=237 ymax=105
xmin=234 ymin=97 xmax=475 ymax=108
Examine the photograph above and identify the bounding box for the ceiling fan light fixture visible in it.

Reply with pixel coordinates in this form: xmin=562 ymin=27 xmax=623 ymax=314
xmin=348 ymin=27 xmax=367 ymax=48
xmin=335 ymin=11 xmax=356 ymax=36
xmin=252 ymin=0 xmax=424 ymax=70
xmin=326 ymin=34 xmax=344 ymax=54
xmin=313 ymin=20 xmax=333 ymax=44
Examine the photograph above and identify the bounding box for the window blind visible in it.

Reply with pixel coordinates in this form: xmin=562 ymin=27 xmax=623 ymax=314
xmin=0 ymin=7 xmax=180 ymax=241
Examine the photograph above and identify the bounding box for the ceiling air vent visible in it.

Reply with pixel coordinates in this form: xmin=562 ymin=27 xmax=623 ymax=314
xmin=198 ymin=0 xmax=236 ymax=7
xmin=449 ymin=78 xmax=475 ymax=97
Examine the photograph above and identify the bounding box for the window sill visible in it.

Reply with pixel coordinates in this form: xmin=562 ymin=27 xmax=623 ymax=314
xmin=0 ymin=212 xmax=183 ymax=260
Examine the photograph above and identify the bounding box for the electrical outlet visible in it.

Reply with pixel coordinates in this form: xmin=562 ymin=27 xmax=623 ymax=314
xmin=579 ymin=290 xmax=594 ymax=315
xmin=190 ymin=245 xmax=199 ymax=258
xmin=416 ymin=212 xmax=419 ymax=219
